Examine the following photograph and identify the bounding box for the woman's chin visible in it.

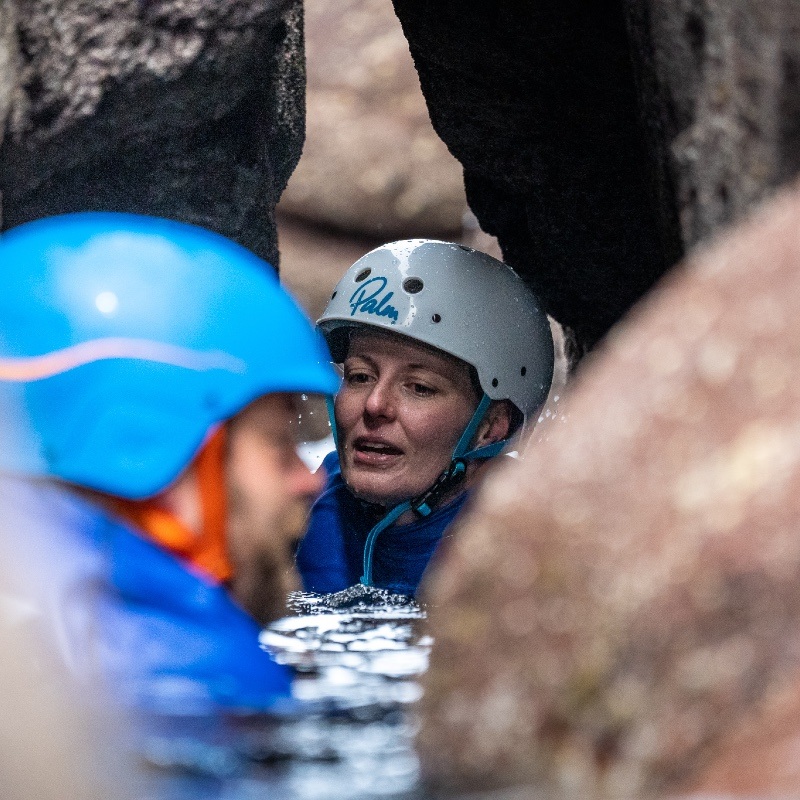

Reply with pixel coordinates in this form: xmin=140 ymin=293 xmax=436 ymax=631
xmin=350 ymin=485 xmax=408 ymax=508
xmin=343 ymin=463 xmax=440 ymax=508
xmin=346 ymin=476 xmax=415 ymax=508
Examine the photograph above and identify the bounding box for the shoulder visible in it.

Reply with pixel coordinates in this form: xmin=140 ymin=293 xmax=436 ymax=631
xmin=0 ymin=477 xmax=291 ymax=712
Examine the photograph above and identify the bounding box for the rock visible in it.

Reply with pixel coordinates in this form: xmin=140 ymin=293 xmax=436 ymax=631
xmin=277 ymin=0 xmax=467 ymax=238
xmin=417 ymin=182 xmax=800 ymax=797
xmin=0 ymin=0 xmax=305 ymax=266
xmin=391 ymin=0 xmax=669 ymax=351
xmin=277 ymin=211 xmax=381 ymax=321
xmin=625 ymin=0 xmax=800 ymax=249
xmin=391 ymin=2 xmax=800 ymax=354
xmin=0 ymin=559 xmax=128 ymax=800
xmin=690 ymin=678 xmax=800 ymax=795
xmin=0 ymin=0 xmax=20 ymax=220
xmin=0 ymin=2 xmax=17 ymax=146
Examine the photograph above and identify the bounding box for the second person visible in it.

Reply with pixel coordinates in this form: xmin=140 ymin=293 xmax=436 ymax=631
xmin=296 ymin=240 xmax=554 ymax=596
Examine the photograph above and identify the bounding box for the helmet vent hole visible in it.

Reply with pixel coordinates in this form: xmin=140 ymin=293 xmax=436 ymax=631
xmin=520 ymin=366 xmax=527 ymax=376
xmin=331 ymin=291 xmax=337 ymax=299
xmin=431 ymin=313 xmax=442 ymax=323
xmin=355 ymin=268 xmax=371 ymax=282
xmin=492 ymin=378 xmax=499 ymax=388
xmin=458 ymin=245 xmax=472 ymax=252
xmin=403 ymin=277 xmax=424 ymax=294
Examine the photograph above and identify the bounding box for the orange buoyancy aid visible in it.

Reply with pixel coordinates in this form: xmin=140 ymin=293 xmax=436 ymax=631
xmin=113 ymin=427 xmax=232 ymax=584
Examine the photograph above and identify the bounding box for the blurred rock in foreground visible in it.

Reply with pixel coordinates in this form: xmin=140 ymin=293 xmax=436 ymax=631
xmin=0 ymin=559 xmax=129 ymax=800
xmin=418 ymin=182 xmax=800 ymax=798
xmin=0 ymin=0 xmax=303 ymax=266
xmin=277 ymin=0 xmax=467 ymax=239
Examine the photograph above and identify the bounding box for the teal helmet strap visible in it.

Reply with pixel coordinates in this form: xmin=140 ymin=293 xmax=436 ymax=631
xmin=360 ymin=393 xmax=509 ymax=587
xmin=452 ymin=392 xmax=492 ymax=459
xmin=325 ymin=394 xmax=339 ymax=450
xmin=360 ymin=500 xmax=412 ymax=587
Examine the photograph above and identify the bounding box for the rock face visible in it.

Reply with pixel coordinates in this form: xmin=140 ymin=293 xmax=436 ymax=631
xmin=391 ymin=0 xmax=669 ymax=351
xmin=0 ymin=0 xmax=20 ymax=213
xmin=418 ymin=183 xmax=800 ymax=797
xmin=392 ymin=1 xmax=800 ymax=352
xmin=0 ymin=0 xmax=304 ymax=266
xmin=277 ymin=0 xmax=467 ymax=238
xmin=626 ymin=0 xmax=800 ymax=249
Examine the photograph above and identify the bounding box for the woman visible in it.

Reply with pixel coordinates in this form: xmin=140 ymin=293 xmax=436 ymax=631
xmin=296 ymin=239 xmax=554 ymax=596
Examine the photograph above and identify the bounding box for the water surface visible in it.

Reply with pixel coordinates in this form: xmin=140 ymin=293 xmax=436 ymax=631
xmin=140 ymin=586 xmax=430 ymax=800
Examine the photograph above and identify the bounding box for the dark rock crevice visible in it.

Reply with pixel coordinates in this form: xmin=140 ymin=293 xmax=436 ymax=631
xmin=391 ymin=0 xmax=669 ymax=351
xmin=392 ymin=0 xmax=800 ymax=353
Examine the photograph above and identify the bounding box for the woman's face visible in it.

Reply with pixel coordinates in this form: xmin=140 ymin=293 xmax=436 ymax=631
xmin=335 ymin=330 xmax=480 ymax=507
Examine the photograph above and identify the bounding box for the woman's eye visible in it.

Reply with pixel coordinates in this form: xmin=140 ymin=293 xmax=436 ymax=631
xmin=346 ymin=371 xmax=372 ymax=385
xmin=411 ymin=383 xmax=436 ymax=397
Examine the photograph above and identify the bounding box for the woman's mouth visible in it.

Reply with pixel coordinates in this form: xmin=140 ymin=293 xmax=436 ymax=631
xmin=352 ymin=438 xmax=404 ymax=466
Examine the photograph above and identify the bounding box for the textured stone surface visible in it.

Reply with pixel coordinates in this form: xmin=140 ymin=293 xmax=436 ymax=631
xmin=418 ymin=183 xmax=800 ymax=797
xmin=625 ymin=0 xmax=800 ymax=249
xmin=689 ymin=678 xmax=800 ymax=795
xmin=392 ymin=1 xmax=800 ymax=353
xmin=0 ymin=2 xmax=16 ymax=145
xmin=0 ymin=0 xmax=304 ymax=265
xmin=391 ymin=0 xmax=669 ymax=351
xmin=0 ymin=0 xmax=19 ymax=218
xmin=278 ymin=0 xmax=466 ymax=238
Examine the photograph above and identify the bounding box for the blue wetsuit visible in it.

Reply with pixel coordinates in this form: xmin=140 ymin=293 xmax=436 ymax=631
xmin=0 ymin=476 xmax=291 ymax=713
xmin=296 ymin=452 xmax=468 ymax=596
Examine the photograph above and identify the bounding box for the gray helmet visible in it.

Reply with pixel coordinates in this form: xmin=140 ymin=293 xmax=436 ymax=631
xmin=318 ymin=239 xmax=554 ymax=421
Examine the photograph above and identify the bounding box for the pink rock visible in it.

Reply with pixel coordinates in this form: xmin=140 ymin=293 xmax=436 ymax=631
xmin=690 ymin=679 xmax=800 ymax=795
xmin=278 ymin=0 xmax=467 ymax=238
xmin=418 ymin=181 xmax=800 ymax=798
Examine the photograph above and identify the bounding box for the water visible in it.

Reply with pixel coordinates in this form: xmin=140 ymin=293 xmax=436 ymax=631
xmin=139 ymin=586 xmax=430 ymax=800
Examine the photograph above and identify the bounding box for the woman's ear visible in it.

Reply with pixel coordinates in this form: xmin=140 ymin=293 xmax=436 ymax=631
xmin=476 ymin=400 xmax=513 ymax=446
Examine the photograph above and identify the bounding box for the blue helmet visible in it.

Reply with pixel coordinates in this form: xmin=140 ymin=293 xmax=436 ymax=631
xmin=0 ymin=213 xmax=339 ymax=499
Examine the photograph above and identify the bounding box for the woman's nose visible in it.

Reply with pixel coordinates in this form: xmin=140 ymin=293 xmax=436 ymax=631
xmin=363 ymin=380 xmax=396 ymax=420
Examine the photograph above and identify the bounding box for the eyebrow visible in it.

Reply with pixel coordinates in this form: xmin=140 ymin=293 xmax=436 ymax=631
xmin=347 ymin=353 xmax=441 ymax=371
xmin=346 ymin=354 xmax=465 ymax=387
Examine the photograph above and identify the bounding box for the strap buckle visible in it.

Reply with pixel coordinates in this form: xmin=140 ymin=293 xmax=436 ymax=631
xmin=410 ymin=459 xmax=466 ymax=517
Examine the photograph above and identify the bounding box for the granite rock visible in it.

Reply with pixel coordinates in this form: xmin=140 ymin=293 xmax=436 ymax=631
xmin=0 ymin=0 xmax=20 ymax=218
xmin=625 ymin=0 xmax=800 ymax=249
xmin=418 ymin=182 xmax=800 ymax=797
xmin=278 ymin=0 xmax=467 ymax=238
xmin=391 ymin=0 xmax=668 ymax=351
xmin=0 ymin=0 xmax=304 ymax=265
xmin=0 ymin=2 xmax=17 ymax=146
xmin=392 ymin=1 xmax=800 ymax=353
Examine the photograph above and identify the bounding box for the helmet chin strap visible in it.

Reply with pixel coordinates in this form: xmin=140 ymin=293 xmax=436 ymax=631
xmin=359 ymin=392 xmax=508 ymax=588
xmin=325 ymin=394 xmax=339 ymax=450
